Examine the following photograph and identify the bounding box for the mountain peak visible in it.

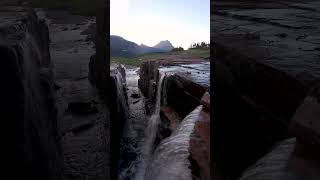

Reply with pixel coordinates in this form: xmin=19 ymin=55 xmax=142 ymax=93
xmin=153 ymin=40 xmax=174 ymax=51
xmin=110 ymin=35 xmax=171 ymax=57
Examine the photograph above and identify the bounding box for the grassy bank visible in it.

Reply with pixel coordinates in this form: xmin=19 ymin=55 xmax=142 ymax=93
xmin=30 ymin=0 xmax=98 ymax=16
xmin=111 ymin=49 xmax=210 ymax=67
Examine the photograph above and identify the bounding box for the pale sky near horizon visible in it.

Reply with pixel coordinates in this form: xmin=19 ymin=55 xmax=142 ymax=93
xmin=110 ymin=0 xmax=210 ymax=50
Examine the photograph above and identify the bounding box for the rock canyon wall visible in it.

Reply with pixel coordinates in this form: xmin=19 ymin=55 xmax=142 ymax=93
xmin=0 ymin=6 xmax=63 ymax=179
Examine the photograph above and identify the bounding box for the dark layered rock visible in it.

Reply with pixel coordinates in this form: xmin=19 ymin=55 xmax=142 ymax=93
xmin=90 ymin=0 xmax=109 ymax=90
xmin=0 ymin=7 xmax=63 ymax=179
xmin=138 ymin=58 xmax=206 ymax=101
xmin=238 ymin=138 xmax=297 ymax=180
xmin=67 ymin=101 xmax=98 ymax=115
xmin=155 ymin=106 xmax=180 ymax=147
xmin=110 ymin=64 xmax=129 ymax=179
xmin=164 ymin=74 xmax=208 ymax=118
xmin=289 ymin=91 xmax=320 ymax=167
xmin=212 ymin=0 xmax=320 ymax=179
xmin=138 ymin=60 xmax=159 ymax=100
xmin=237 ymin=88 xmax=320 ymax=180
xmin=213 ymin=74 xmax=290 ymax=179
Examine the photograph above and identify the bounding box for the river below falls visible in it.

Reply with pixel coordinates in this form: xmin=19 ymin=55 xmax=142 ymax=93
xmin=118 ymin=67 xmax=149 ymax=180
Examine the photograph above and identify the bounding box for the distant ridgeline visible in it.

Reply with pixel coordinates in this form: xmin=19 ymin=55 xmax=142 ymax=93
xmin=110 ymin=35 xmax=174 ymax=57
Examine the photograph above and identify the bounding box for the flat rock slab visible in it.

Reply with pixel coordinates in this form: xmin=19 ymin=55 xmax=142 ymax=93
xmin=212 ymin=0 xmax=320 ymax=87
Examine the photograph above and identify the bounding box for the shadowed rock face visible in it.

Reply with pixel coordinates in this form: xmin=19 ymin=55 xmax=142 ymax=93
xmin=91 ymin=0 xmax=109 ymax=90
xmin=0 ymin=6 xmax=63 ymax=179
xmin=110 ymin=64 xmax=129 ymax=179
xmin=213 ymin=0 xmax=320 ymax=120
xmin=212 ymin=0 xmax=320 ymax=179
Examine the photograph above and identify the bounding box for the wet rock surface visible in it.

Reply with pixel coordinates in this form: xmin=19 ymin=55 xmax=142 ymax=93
xmin=213 ymin=0 xmax=320 ymax=179
xmin=138 ymin=57 xmax=209 ymax=100
xmin=139 ymin=59 xmax=210 ymax=109
xmin=213 ymin=0 xmax=320 ymax=119
xmin=238 ymin=138 xmax=297 ymax=180
xmin=189 ymin=92 xmax=211 ymax=180
xmin=0 ymin=6 xmax=63 ymax=179
xmin=238 ymin=95 xmax=320 ymax=180
xmin=43 ymin=10 xmax=109 ymax=179
xmin=239 ymin=138 xmax=320 ymax=180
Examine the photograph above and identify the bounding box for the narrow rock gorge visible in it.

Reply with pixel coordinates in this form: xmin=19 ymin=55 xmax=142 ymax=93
xmin=114 ymin=57 xmax=211 ymax=180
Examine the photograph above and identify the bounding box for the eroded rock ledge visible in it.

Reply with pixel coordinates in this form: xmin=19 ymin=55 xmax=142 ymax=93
xmin=0 ymin=6 xmax=63 ymax=179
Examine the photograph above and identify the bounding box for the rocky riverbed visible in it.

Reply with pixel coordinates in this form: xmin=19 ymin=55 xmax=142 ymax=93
xmin=43 ymin=9 xmax=110 ymax=179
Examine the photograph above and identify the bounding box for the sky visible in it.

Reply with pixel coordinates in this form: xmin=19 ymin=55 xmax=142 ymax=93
xmin=110 ymin=0 xmax=210 ymax=50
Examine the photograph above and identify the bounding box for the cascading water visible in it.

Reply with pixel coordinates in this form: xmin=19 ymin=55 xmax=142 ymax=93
xmin=113 ymin=64 xmax=128 ymax=112
xmin=144 ymin=105 xmax=203 ymax=180
xmin=118 ymin=68 xmax=167 ymax=180
xmin=133 ymin=72 xmax=167 ymax=180
xmin=118 ymin=65 xmax=206 ymax=180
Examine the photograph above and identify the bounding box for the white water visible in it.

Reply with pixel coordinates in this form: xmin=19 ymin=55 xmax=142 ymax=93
xmin=118 ymin=68 xmax=147 ymax=180
xmin=118 ymin=69 xmax=204 ymax=180
xmin=144 ymin=105 xmax=203 ymax=180
xmin=133 ymin=72 xmax=166 ymax=180
xmin=114 ymin=65 xmax=128 ymax=113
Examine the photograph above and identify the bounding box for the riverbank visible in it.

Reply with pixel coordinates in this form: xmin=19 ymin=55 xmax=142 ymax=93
xmin=111 ymin=49 xmax=210 ymax=66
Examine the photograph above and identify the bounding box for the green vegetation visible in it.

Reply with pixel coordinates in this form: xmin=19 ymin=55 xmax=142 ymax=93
xmin=111 ymin=49 xmax=210 ymax=67
xmin=171 ymin=47 xmax=184 ymax=52
xmin=30 ymin=0 xmax=98 ymax=16
xmin=189 ymin=42 xmax=210 ymax=50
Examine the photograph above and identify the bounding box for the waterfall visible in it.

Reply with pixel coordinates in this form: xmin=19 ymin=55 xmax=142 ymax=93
xmin=144 ymin=105 xmax=203 ymax=180
xmin=118 ymin=68 xmax=204 ymax=180
xmin=133 ymin=72 xmax=167 ymax=180
xmin=115 ymin=65 xmax=128 ymax=112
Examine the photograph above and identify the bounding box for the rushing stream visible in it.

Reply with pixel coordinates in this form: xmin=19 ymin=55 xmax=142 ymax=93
xmin=133 ymin=72 xmax=166 ymax=180
xmin=118 ymin=67 xmax=167 ymax=180
xmin=118 ymin=67 xmax=147 ymax=180
xmin=118 ymin=63 xmax=209 ymax=180
xmin=145 ymin=105 xmax=203 ymax=180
